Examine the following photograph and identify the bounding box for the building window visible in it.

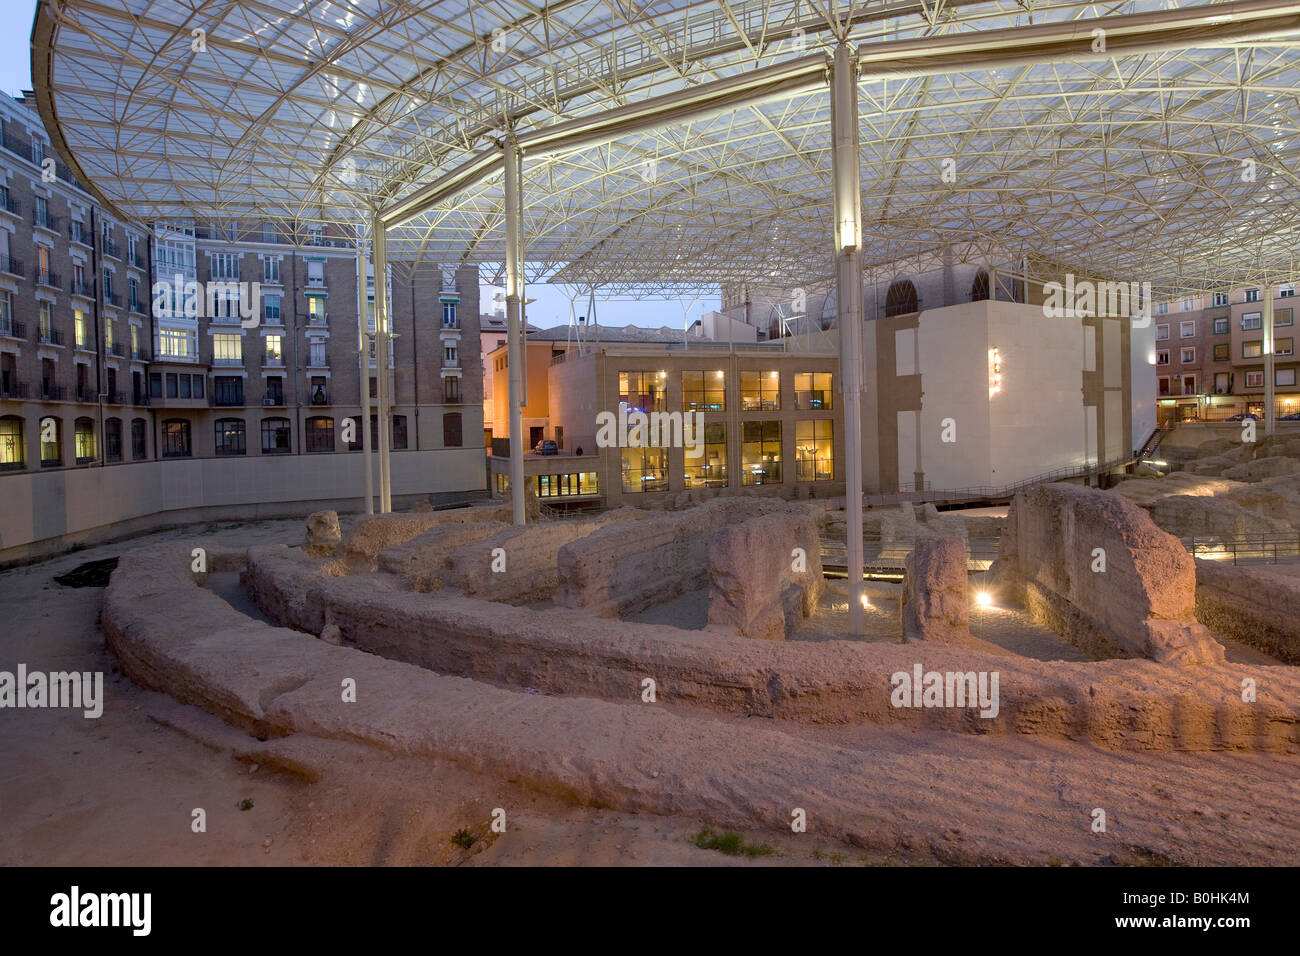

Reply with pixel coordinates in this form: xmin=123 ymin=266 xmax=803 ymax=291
xmin=73 ymin=309 xmax=88 ymax=348
xmin=262 ymin=257 xmax=280 ymax=284
xmin=1245 ymin=371 xmax=1264 ymax=388
xmin=1156 ymin=302 xmax=1168 ymax=315
xmin=620 ymin=447 xmax=667 ymax=493
xmin=1278 ymin=369 xmax=1297 ymax=387
xmin=1213 ymin=292 xmax=1228 ymax=307
xmin=683 ymin=422 xmax=727 ymax=488
xmin=161 ymin=419 xmax=191 ymax=457
xmin=310 ymin=376 xmax=328 ymax=405
xmin=1182 ymin=375 xmax=1196 ymax=395
xmin=1155 ymin=324 xmax=1169 ymax=340
xmin=1180 ymin=347 xmax=1195 ymax=364
xmin=74 ymin=417 xmax=96 ymax=463
xmin=264 ymin=334 xmax=282 ymax=366
xmin=970 ymin=269 xmax=989 ymax=302
xmin=741 ymin=420 xmax=782 ymax=485
xmin=442 ymin=302 xmax=457 ymax=327
xmin=1179 ymin=320 xmax=1195 ymax=337
xmin=210 ymin=253 xmax=238 ymax=280
xmin=213 ymin=376 xmax=243 ymax=406
xmin=618 ymin=371 xmax=666 ymax=412
xmin=1214 ymin=372 xmax=1230 ymax=394
xmin=1158 ymin=376 xmax=1170 ymax=396
xmin=1181 ymin=298 xmax=1194 ymax=312
xmin=213 ymin=332 xmax=242 ymax=364
xmin=740 ymin=370 xmax=781 ymax=410
xmin=131 ymin=419 xmax=147 ymax=459
xmin=443 ymin=345 xmax=457 ymax=366
xmin=535 ymin=472 xmax=599 ymax=498
xmin=264 ymin=295 xmax=281 ymax=325
xmin=105 ymin=418 xmax=122 ymax=462
xmin=682 ymin=370 xmax=725 ymax=412
xmin=1213 ymin=316 xmax=1229 ymax=335
xmin=884 ymin=279 xmax=918 ymax=317
xmin=1242 ymin=313 xmax=1262 ymax=331
xmin=213 ymin=418 xmax=246 ymax=455
xmin=262 ymin=222 xmax=280 ymax=244
xmin=261 ymin=417 xmax=291 ymax=454
xmin=443 ymin=376 xmax=460 ymax=403
xmin=1243 ymin=341 xmax=1263 ymax=359
xmin=442 ymin=412 xmax=462 ymax=447
xmin=392 ymin=415 xmax=408 ymax=450
xmin=1276 ymin=338 xmax=1294 ymax=357
xmin=1277 ymin=308 xmax=1295 ymax=328
xmin=305 ymin=416 xmax=334 ymax=452
xmin=1156 ymin=350 xmax=1169 ymax=365
xmin=158 ymin=327 xmax=193 ymax=359
xmin=1214 ymin=344 xmax=1229 ymax=362
xmin=794 ymin=372 xmax=833 ymax=409
xmin=0 ymin=416 xmax=23 ymax=469
xmin=1245 ymin=289 xmax=1260 ymax=303
xmin=795 ymin=419 xmax=834 ymax=481
xmin=309 ymin=339 xmax=326 ymax=367
xmin=305 ymin=259 xmax=324 ymax=287
xmin=40 ymin=416 xmax=61 ymax=466
xmin=264 ymin=376 xmax=284 ymax=405
xmin=307 ymin=297 xmax=325 ymax=325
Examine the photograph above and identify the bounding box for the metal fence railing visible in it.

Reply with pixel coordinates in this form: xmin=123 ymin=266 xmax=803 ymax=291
xmin=1184 ymin=533 xmax=1300 ymax=565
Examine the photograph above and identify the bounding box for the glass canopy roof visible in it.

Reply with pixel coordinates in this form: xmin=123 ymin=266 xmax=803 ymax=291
xmin=32 ymin=0 xmax=1300 ymax=295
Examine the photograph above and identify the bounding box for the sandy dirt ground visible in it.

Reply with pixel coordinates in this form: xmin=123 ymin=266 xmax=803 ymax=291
xmin=2 ymin=518 xmax=1296 ymax=866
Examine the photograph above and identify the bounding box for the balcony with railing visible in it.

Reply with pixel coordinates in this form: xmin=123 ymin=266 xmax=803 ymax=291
xmin=129 ymin=251 xmax=146 ymax=271
xmin=101 ymin=236 xmax=120 ymax=259
xmin=38 ymin=327 xmax=63 ymax=346
xmin=131 ymin=347 xmax=149 ymax=361
xmin=68 ymin=221 xmax=91 ymax=246
xmin=41 ymin=384 xmax=66 ymax=401
xmin=0 ymin=319 xmax=25 ymax=339
xmin=310 ymin=389 xmax=330 ymax=406
xmin=108 ymin=341 xmax=125 ymax=357
xmin=1 ymin=380 xmax=28 ymax=399
xmin=74 ymin=336 xmax=95 ymax=353
xmin=104 ymin=291 xmax=123 ymax=308
xmin=305 ymin=275 xmax=328 ymax=293
xmin=129 ymin=296 xmax=146 ymax=315
xmin=212 ymin=356 xmax=244 ymax=367
xmin=69 ymin=278 xmax=92 ymax=298
xmin=105 ymin=390 xmax=124 ymax=405
xmin=0 ymin=254 xmax=22 ymax=278
xmin=1 ymin=129 xmax=32 ymax=162
xmin=36 ymin=269 xmax=61 ymax=290
xmin=307 ymin=311 xmax=328 ymax=327
xmin=75 ymin=386 xmax=96 ymax=403
xmin=211 ymin=394 xmax=245 ymax=408
xmin=0 ymin=194 xmax=18 ymax=218
xmin=33 ymin=209 xmax=59 ymax=233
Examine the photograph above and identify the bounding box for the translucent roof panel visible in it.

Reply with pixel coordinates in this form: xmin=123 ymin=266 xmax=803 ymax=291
xmin=32 ymin=0 xmax=1300 ymax=294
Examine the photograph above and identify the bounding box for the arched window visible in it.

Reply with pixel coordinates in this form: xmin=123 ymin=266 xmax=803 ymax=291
xmin=40 ymin=415 xmax=62 ymax=466
xmin=443 ymin=412 xmax=462 ymax=448
xmin=0 ymin=415 xmax=24 ymax=470
xmin=305 ymin=416 xmax=334 ymax=452
xmin=74 ymin=417 xmax=97 ymax=463
xmin=131 ymin=418 xmax=147 ymax=459
xmin=884 ymin=279 xmax=918 ymax=318
xmin=261 ymin=417 xmax=291 ymax=454
xmin=214 ymin=417 xmax=246 ymax=455
xmin=105 ymin=417 xmax=123 ymax=462
xmin=161 ymin=418 xmax=191 ymax=457
xmin=971 ymin=269 xmax=990 ymax=302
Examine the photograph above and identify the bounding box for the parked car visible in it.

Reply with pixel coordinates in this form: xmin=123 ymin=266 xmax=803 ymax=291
xmin=1224 ymin=413 xmax=1258 ymax=422
xmin=533 ymin=439 xmax=559 ymax=455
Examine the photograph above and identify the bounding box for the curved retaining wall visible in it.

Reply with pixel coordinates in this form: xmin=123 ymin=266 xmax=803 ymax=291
xmin=241 ymin=544 xmax=1300 ymax=752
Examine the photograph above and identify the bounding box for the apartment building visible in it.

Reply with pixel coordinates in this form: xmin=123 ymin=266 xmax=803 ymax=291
xmin=1152 ymin=284 xmax=1298 ymax=422
xmin=0 ymin=93 xmax=155 ymax=473
xmin=0 ymin=93 xmax=488 ymax=562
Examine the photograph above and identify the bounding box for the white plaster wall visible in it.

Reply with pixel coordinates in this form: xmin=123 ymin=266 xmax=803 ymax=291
xmin=914 ymin=302 xmax=992 ymax=489
xmin=1130 ymin=319 xmax=1158 ymax=449
xmin=913 ymin=300 xmax=1093 ymax=492
xmin=987 ymin=302 xmax=1090 ymax=484
xmin=0 ymin=448 xmax=486 ymax=553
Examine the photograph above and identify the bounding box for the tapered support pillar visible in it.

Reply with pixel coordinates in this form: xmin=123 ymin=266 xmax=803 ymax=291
xmin=1264 ymin=289 xmax=1275 ymax=437
xmin=356 ymin=238 xmax=374 ymax=514
xmin=372 ymin=214 xmax=392 ymax=512
xmin=832 ymin=42 xmax=865 ymax=635
xmin=504 ymin=135 xmax=527 ymax=525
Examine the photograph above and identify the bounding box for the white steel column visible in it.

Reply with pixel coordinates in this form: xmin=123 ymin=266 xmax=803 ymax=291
xmin=1264 ymin=286 xmax=1275 ymax=436
xmin=372 ymin=214 xmax=392 ymax=512
xmin=832 ymin=42 xmax=866 ymax=635
xmin=356 ymin=236 xmax=374 ymax=514
xmin=504 ymin=135 xmax=527 ymax=525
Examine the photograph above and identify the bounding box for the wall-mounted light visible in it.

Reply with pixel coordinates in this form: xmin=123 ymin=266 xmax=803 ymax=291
xmin=989 ymin=346 xmax=1002 ymax=396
